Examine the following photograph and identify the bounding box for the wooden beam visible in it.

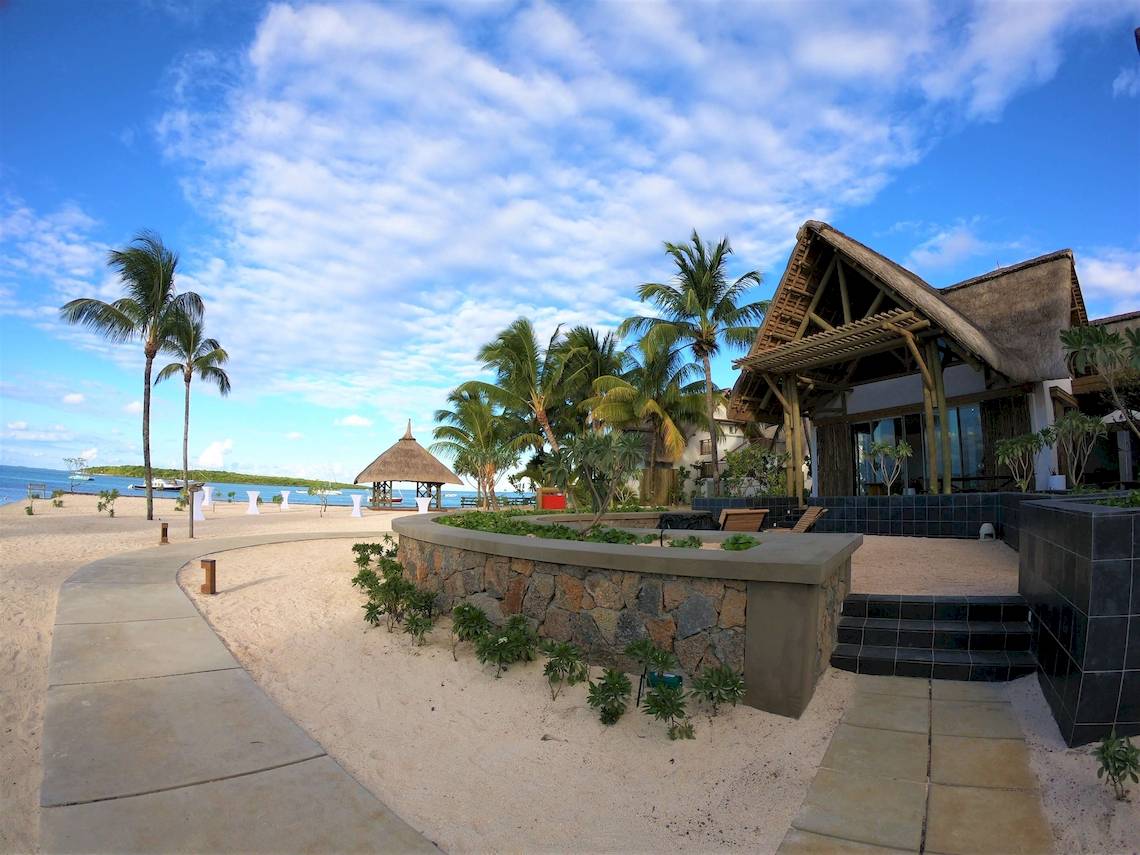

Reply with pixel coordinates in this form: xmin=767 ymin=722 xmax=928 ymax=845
xmin=837 ymin=261 xmax=852 ymax=324
xmin=763 ymin=374 xmax=790 ymax=411
xmin=922 ymin=382 xmax=940 ymax=495
xmin=789 ymin=379 xmax=804 ymax=502
xmin=930 ymin=340 xmax=953 ymax=495
xmin=793 ymin=257 xmax=836 ymax=339
xmin=781 ymin=379 xmax=795 ymax=498
xmin=883 ymin=322 xmax=934 ymax=390
xmin=808 ymin=311 xmax=835 ymax=331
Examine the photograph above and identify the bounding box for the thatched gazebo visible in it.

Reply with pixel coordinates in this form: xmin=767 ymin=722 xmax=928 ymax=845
xmin=354 ymin=420 xmax=462 ymax=510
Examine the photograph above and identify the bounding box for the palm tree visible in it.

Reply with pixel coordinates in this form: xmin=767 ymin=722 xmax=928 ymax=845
xmin=431 ymin=388 xmax=535 ymax=509
xmin=559 ymin=325 xmax=625 ymax=429
xmin=584 ymin=333 xmax=708 ymax=502
xmin=460 ymin=318 xmax=575 ymax=453
xmin=156 ymin=315 xmax=231 ymax=493
xmin=60 ymin=230 xmax=202 ymax=520
xmin=619 ymin=230 xmax=766 ymax=492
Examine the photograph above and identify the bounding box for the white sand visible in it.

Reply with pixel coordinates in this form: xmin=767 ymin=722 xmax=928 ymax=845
xmin=851 ymin=534 xmax=1019 ymax=595
xmin=181 ymin=539 xmax=856 ymax=853
xmin=1008 ymin=676 xmax=1140 ymax=853
xmin=0 ymin=493 xmax=407 ymax=854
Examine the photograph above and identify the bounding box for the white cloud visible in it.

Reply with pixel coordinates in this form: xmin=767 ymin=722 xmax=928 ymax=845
xmin=905 ymin=221 xmax=1021 ymax=275
xmin=285 ymin=431 xmax=303 ymax=440
xmin=335 ymin=414 xmax=372 ymax=428
xmin=197 ymin=438 xmax=233 ymax=468
xmin=1 ymin=422 xmax=74 ymax=442
xmin=62 ymin=393 xmax=85 ymax=405
xmin=124 ymin=400 xmax=143 ymax=414
xmin=80 ymin=447 xmax=98 ymax=461
xmin=7 ymin=420 xmax=27 ymax=430
xmin=1113 ymin=66 xmax=1140 ymax=98
xmin=1077 ymin=248 xmax=1140 ymax=316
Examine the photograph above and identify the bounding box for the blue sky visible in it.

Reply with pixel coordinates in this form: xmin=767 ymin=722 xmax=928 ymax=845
xmin=1 ymin=0 xmax=1138 ymax=482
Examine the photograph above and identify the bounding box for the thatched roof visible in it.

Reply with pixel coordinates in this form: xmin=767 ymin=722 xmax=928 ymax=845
xmin=354 ymin=421 xmax=462 ymax=485
xmin=1091 ymin=310 xmax=1140 ymax=336
xmin=740 ymin=220 xmax=1085 ymax=384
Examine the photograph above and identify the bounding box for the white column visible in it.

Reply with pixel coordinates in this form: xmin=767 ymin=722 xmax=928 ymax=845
xmin=415 ymin=497 xmax=431 ymax=513
xmin=192 ymin=491 xmax=206 ymax=522
xmin=1028 ymin=380 xmax=1072 ymax=490
xmin=280 ymin=490 xmax=290 ymax=510
xmin=351 ymin=494 xmax=363 ymax=518
xmin=246 ymin=491 xmax=260 ymax=515
xmin=202 ymin=485 xmax=213 ymax=507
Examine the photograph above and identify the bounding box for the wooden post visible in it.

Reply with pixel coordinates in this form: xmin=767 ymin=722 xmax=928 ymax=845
xmin=200 ymin=559 xmax=216 ymax=595
xmin=160 ymin=522 xmax=169 ymax=545
xmin=922 ymin=383 xmax=939 ymax=495
xmin=789 ymin=379 xmax=804 ymax=504
xmin=837 ymin=260 xmax=852 ymax=324
xmin=930 ymin=341 xmax=953 ymax=494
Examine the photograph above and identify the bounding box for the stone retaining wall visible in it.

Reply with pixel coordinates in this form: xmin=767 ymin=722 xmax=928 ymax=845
xmin=399 ymin=537 xmax=745 ymax=673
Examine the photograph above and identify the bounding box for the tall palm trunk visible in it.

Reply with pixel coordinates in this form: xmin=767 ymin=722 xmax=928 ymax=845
xmin=701 ymin=354 xmax=720 ymax=494
xmin=182 ymin=374 xmax=192 ymax=491
xmin=645 ymin=427 xmax=659 ymax=504
xmin=536 ymin=406 xmax=560 ymax=452
xmin=142 ymin=351 xmax=155 ymax=520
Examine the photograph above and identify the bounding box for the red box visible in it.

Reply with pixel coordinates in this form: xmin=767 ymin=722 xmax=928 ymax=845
xmin=540 ymin=492 xmax=566 ymax=510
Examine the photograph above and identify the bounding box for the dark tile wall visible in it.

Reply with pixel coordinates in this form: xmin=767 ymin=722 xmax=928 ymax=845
xmin=1019 ymin=498 xmax=1140 ymax=746
xmin=694 ymin=493 xmax=1004 ymax=538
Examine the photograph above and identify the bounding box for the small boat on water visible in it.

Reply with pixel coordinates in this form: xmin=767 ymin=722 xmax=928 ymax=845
xmin=68 ymin=475 xmax=93 ymax=481
xmin=129 ymin=479 xmax=185 ymax=491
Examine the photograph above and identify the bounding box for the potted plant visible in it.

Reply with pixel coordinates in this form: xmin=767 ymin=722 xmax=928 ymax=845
xmin=1048 ymin=470 xmax=1066 ymax=491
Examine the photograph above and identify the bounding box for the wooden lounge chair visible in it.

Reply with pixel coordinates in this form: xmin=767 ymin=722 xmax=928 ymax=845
xmin=718 ymin=508 xmax=768 ymax=532
xmin=791 ymin=506 xmax=827 ymax=532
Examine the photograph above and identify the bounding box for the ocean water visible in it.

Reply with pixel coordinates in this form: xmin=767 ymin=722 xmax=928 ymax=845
xmin=0 ymin=465 xmax=527 ymax=509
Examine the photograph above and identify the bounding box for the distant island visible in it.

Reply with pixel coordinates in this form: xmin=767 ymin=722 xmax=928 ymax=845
xmin=86 ymin=466 xmax=359 ymax=491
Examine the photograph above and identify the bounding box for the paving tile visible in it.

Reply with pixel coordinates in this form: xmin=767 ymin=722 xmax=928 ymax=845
xmin=931 ymin=680 xmax=1008 ymax=703
xmin=925 ymin=784 xmax=1053 ymax=855
xmin=791 ymin=769 xmax=926 ymax=852
xmin=40 ymin=755 xmax=438 ymax=854
xmin=55 ymin=581 xmax=197 ymax=624
xmin=844 ymin=692 xmax=930 ymax=734
xmin=821 ymin=724 xmax=928 ymax=783
xmin=777 ymin=828 xmax=916 ymax=854
xmin=49 ymin=617 xmax=237 ymax=685
xmin=41 ymin=669 xmax=322 ymax=806
xmin=930 ymin=736 xmax=1038 ymax=790
xmin=853 ymin=675 xmax=930 ymax=699
xmin=931 ymin=700 xmax=1024 ymax=739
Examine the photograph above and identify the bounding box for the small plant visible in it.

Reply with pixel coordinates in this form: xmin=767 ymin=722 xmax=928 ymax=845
xmin=995 ymin=433 xmax=1046 ymax=493
xmin=721 ymin=533 xmax=758 ymax=551
xmin=450 ymin=602 xmax=492 ymax=660
xmin=1094 ymin=729 xmax=1139 ymax=801
xmin=406 ymin=587 xmax=438 ymax=620
xmin=97 ymin=488 xmax=119 ymax=517
xmin=1042 ymin=411 xmax=1106 ymax=489
xmin=52 ymin=498 xmax=64 ymax=508
xmin=541 ymin=640 xmax=589 ymax=700
xmin=667 ymin=535 xmax=703 ymax=549
xmin=24 ymin=504 xmax=33 ymax=515
xmin=307 ymin=483 xmax=333 ymax=516
xmin=625 ymin=639 xmax=680 ymax=705
xmin=587 ymin=668 xmax=632 ymax=725
xmin=352 ymin=536 xmax=397 ymax=569
xmin=256 ymin=495 xmax=264 ymax=506
xmin=371 ymin=560 xmax=416 ymax=631
xmin=866 ymin=439 xmax=913 ymax=496
xmin=475 ymin=614 xmax=537 ymax=677
xmin=227 ymin=490 xmax=236 ymax=503
xmin=690 ymin=665 xmax=745 ymax=715
xmin=404 ymin=612 xmax=433 ymax=646
xmin=272 ymin=494 xmax=283 ymax=508
xmin=174 ymin=490 xmax=188 ymax=512
xmin=644 ymin=682 xmax=695 ymax=739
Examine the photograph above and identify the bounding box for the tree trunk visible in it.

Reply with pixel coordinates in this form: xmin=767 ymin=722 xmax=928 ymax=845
xmin=645 ymin=428 xmax=659 ymax=504
xmin=143 ymin=353 xmax=155 ymax=520
xmin=702 ymin=355 xmax=720 ymax=494
xmin=183 ymin=375 xmax=191 ymax=492
xmin=536 ymin=406 xmax=560 ymax=452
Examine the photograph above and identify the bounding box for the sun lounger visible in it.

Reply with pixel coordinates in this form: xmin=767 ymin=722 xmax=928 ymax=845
xmin=718 ymin=508 xmax=768 ymax=531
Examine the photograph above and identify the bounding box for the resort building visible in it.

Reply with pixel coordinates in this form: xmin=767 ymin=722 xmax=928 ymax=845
xmin=729 ymin=220 xmax=1138 ymax=497
xmin=679 ymin=403 xmax=782 ymax=480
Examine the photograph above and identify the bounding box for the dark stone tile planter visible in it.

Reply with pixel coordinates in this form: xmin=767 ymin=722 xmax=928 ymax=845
xmin=1019 ymin=497 xmax=1140 ymax=746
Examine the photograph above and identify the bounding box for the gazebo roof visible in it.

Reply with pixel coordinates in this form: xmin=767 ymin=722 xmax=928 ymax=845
xmin=353 ymin=421 xmax=462 ymax=486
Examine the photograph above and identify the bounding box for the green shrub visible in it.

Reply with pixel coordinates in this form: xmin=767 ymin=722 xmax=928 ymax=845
xmin=690 ymin=665 xmax=745 ymax=715
xmin=97 ymin=489 xmax=119 ymax=517
xmin=352 ymin=536 xmax=397 ymax=569
xmin=438 ymin=512 xmax=653 ymax=545
xmin=720 ymin=533 xmax=758 ymax=551
xmin=52 ymin=498 xmax=63 ymax=508
xmin=24 ymin=505 xmax=33 ymax=516
xmin=625 ymin=638 xmax=678 ymax=674
xmin=475 ymin=614 xmax=537 ymax=677
xmin=667 ymin=535 xmax=703 ymax=549
xmin=541 ymin=640 xmax=589 ymax=700
xmin=1094 ymin=729 xmax=1140 ymax=801
xmin=450 ymin=602 xmax=492 ymax=660
xmin=372 ymin=559 xmax=416 ymax=632
xmin=227 ymin=490 xmax=236 ymax=503
xmin=1099 ymin=491 xmax=1140 ymax=509
xmin=587 ymin=668 xmax=632 ymax=725
xmin=643 ymin=682 xmax=695 ymax=740
xmin=272 ymin=494 xmax=283 ymax=507
xmin=404 ymin=612 xmax=433 ymax=646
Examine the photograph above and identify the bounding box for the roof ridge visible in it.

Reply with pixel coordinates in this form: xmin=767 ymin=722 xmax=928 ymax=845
xmin=941 ymin=248 xmax=1074 ymax=292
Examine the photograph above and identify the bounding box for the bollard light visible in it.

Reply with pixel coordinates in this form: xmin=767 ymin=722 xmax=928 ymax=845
xmin=200 ymin=559 xmax=217 ymax=595
xmin=160 ymin=522 xmax=169 ymax=545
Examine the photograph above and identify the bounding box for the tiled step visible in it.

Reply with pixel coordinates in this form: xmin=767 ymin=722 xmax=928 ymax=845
xmin=832 ymin=592 xmax=1036 ymax=682
xmin=836 ymin=616 xmax=1031 ymax=651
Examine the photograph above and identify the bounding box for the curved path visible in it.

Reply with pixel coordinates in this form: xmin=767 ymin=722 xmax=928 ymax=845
xmin=39 ymin=533 xmax=438 ymax=854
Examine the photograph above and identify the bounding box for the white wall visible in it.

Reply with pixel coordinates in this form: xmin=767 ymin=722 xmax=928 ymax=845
xmin=1028 ymin=379 xmax=1072 ymax=490
xmin=845 ymin=363 xmax=986 ymax=416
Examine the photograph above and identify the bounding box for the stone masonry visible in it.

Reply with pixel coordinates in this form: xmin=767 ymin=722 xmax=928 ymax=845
xmin=399 ymin=536 xmax=746 ymax=675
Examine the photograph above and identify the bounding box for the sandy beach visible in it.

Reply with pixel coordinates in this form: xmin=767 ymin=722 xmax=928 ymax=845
xmin=0 ymin=493 xmax=408 ymax=854
xmin=4 ymin=499 xmax=1135 ymax=853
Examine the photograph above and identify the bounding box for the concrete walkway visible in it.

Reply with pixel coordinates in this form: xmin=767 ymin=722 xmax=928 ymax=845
xmin=40 ymin=533 xmax=438 ymax=854
xmin=778 ymin=675 xmax=1053 ymax=855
